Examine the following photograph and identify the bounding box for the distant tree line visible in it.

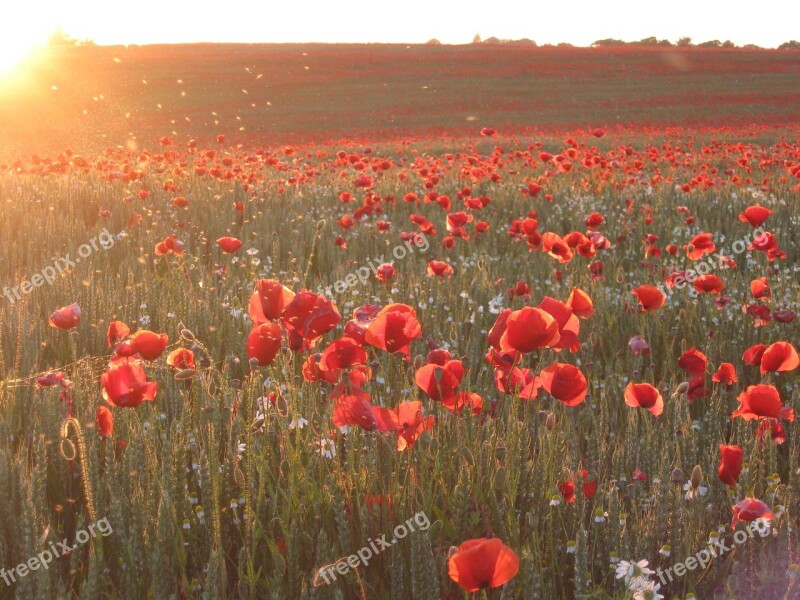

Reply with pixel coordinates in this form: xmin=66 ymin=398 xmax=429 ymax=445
xmin=47 ymin=28 xmax=96 ymax=47
xmin=456 ymin=35 xmax=800 ymax=50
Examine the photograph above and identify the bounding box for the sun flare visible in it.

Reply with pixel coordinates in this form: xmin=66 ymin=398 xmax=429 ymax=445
xmin=0 ymin=30 xmax=41 ymax=76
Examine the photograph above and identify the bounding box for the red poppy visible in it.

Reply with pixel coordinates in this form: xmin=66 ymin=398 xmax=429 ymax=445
xmin=756 ymin=418 xmax=786 ymax=445
xmin=246 ymin=322 xmax=282 ymax=366
xmin=96 ymin=405 xmax=114 ymax=437
xmin=760 ymin=342 xmax=799 ymax=374
xmin=319 ymin=337 xmax=367 ymax=372
xmin=738 ymin=205 xmax=772 ymax=227
xmin=101 ymin=359 xmax=158 ymax=408
xmin=566 ymin=287 xmax=594 ymax=318
xmin=678 ymin=348 xmax=708 ymax=377
xmin=332 ymin=395 xmax=380 ymax=431
xmin=694 ymin=274 xmax=725 ymax=294
xmin=711 ymin=362 xmax=737 ymax=385
xmin=375 ymin=263 xmax=395 ymax=284
xmin=717 ymin=444 xmax=743 ymax=487
xmin=415 ymin=359 xmax=464 ymax=404
xmin=732 ymin=384 xmax=794 ymax=422
xmin=281 ymin=291 xmax=341 ymax=351
xmin=632 ymin=285 xmax=666 ymax=312
xmin=427 ymin=260 xmax=454 ymax=279
xmin=364 ymin=303 xmax=422 ymax=360
xmin=106 ymin=320 xmax=130 ymax=347
xmin=216 ymin=237 xmax=243 ymax=253
xmin=539 ymin=363 xmax=587 ymax=406
xmin=155 ymin=235 xmax=184 ymax=256
xmin=343 ymin=304 xmax=382 ymax=345
xmin=248 ymin=279 xmax=296 ymax=324
xmin=684 ymin=233 xmax=716 ymax=260
xmin=742 ymin=344 xmax=767 ymax=366
xmin=774 ymin=310 xmax=796 ymax=323
xmin=36 ymin=371 xmax=68 ymax=388
xmin=750 ymin=277 xmax=770 ymax=299
xmin=443 ymin=391 xmax=483 ymax=415
xmin=558 ymin=469 xmax=597 ymax=503
xmin=537 ymin=297 xmax=581 ymax=352
xmin=731 ymin=498 xmax=774 ymax=528
xmin=372 ymin=400 xmax=434 ymax=451
xmin=130 ymin=330 xmax=169 ymax=361
xmin=49 ymin=303 xmax=81 ymax=329
xmin=541 ymin=232 xmax=574 ymax=263
xmin=447 ymin=538 xmax=520 ymax=592
xmin=167 ymin=348 xmax=195 ymax=370
xmin=628 ymin=335 xmax=650 ymax=355
xmin=499 ymin=307 xmax=560 ymax=353
xmin=624 ymin=382 xmax=664 ymax=417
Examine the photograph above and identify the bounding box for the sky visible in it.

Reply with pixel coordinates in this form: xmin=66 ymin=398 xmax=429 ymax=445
xmin=3 ymin=0 xmax=797 ymax=49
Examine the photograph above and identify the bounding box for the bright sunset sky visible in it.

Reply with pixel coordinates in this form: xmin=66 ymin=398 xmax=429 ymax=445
xmin=2 ymin=0 xmax=795 ymax=52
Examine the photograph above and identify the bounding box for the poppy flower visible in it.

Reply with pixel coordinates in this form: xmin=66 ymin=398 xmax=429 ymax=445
xmin=732 ymin=384 xmax=794 ymax=422
xmin=624 ymin=382 xmax=664 ymax=417
xmin=750 ymin=277 xmax=770 ymax=299
xmin=372 ymin=400 xmax=434 ymax=451
xmin=248 ymin=279 xmax=296 ymax=324
xmin=684 ymin=233 xmax=716 ymax=260
xmin=687 ymin=375 xmax=710 ymax=403
xmin=375 ymin=263 xmax=396 ymax=284
xmin=742 ymin=344 xmax=767 ymax=366
xmin=507 ymin=281 xmax=531 ymax=298
xmin=678 ymin=348 xmax=708 ymax=377
xmin=364 ymin=303 xmax=422 ymax=360
xmin=96 ymin=405 xmax=114 ymax=437
xmin=541 ymin=232 xmax=573 ymax=263
xmin=155 ymin=235 xmax=184 ymax=256
xmin=167 ymin=348 xmax=195 ymax=370
xmin=281 ymin=291 xmax=341 ymax=350
xmin=738 ymin=205 xmax=772 ymax=227
xmin=332 ymin=395 xmax=380 ymax=431
xmin=717 ymin=445 xmax=744 ymax=487
xmin=756 ymin=418 xmax=786 ymax=445
xmin=774 ymin=310 xmax=796 ymax=323
xmin=537 ymin=297 xmax=581 ymax=352
xmin=447 ymin=538 xmax=520 ymax=592
xmin=101 ymin=359 xmax=158 ymax=408
xmin=628 ymin=335 xmax=650 ymax=356
xmin=539 ymin=363 xmax=587 ymax=406
xmin=632 ymin=285 xmax=666 ymax=312
xmin=415 ymin=359 xmax=464 ymax=404
xmin=443 ymin=391 xmax=483 ymax=415
xmin=343 ymin=304 xmax=382 ymax=345
xmin=216 ymin=237 xmax=243 ymax=253
xmin=566 ymin=287 xmax=594 ymax=318
xmin=246 ymin=322 xmax=282 ymax=366
xmin=500 ymin=307 xmax=560 ymax=353
xmin=106 ymin=320 xmax=130 ymax=347
xmin=760 ymin=342 xmax=799 ymax=374
xmin=49 ymin=303 xmax=81 ymax=329
xmin=319 ymin=337 xmax=367 ymax=372
xmin=731 ymin=498 xmax=774 ymax=529
xmin=171 ymin=196 xmax=189 ymax=208
xmin=130 ymin=330 xmax=169 ymax=361
xmin=694 ymin=275 xmax=725 ymax=294
xmin=712 ymin=363 xmax=737 ymax=385
xmin=36 ymin=371 xmax=68 ymax=388
xmin=427 ymin=260 xmax=454 ymax=279
xmin=558 ymin=469 xmax=597 ymax=503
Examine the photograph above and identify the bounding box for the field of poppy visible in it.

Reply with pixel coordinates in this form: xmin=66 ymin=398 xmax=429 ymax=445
xmin=0 ymin=44 xmax=799 ymax=600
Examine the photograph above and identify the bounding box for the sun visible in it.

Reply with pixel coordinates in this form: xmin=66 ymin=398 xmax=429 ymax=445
xmin=0 ymin=30 xmax=39 ymax=76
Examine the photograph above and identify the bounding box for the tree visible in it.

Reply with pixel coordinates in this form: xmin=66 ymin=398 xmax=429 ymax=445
xmin=721 ymin=40 xmax=736 ymax=48
xmin=697 ymin=40 xmax=722 ymax=47
xmin=472 ymin=34 xmax=482 ymax=44
xmin=778 ymin=40 xmax=800 ymax=50
xmin=677 ymin=37 xmax=692 ymax=47
xmin=592 ymin=38 xmax=627 ymax=47
xmin=425 ymin=39 xmax=441 ymax=45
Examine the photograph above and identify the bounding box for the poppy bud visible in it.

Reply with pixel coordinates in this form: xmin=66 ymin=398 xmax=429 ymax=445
xmin=249 ymin=357 xmax=261 ymax=370
xmin=174 ymin=369 xmax=196 ymax=381
xmin=675 ymin=381 xmax=690 ymax=395
xmin=670 ymin=467 xmax=684 ymax=484
xmin=180 ymin=328 xmax=196 ymax=341
xmin=690 ymin=465 xmax=704 ymax=489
